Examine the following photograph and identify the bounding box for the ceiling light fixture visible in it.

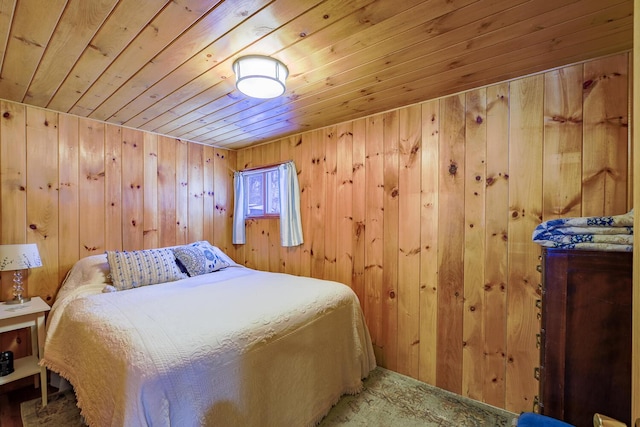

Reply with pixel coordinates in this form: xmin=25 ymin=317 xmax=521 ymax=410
xmin=232 ymin=55 xmax=288 ymax=99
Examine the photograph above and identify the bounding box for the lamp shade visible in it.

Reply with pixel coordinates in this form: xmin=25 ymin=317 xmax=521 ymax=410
xmin=0 ymin=244 xmax=42 ymax=271
xmin=232 ymin=55 xmax=288 ymax=99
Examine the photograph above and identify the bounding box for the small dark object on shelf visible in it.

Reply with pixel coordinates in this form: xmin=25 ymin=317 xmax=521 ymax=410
xmin=0 ymin=351 xmax=14 ymax=376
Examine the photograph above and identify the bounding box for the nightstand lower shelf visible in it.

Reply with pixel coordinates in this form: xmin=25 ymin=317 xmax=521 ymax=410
xmin=0 ymin=297 xmax=50 ymax=407
xmin=0 ymin=355 xmax=41 ymax=385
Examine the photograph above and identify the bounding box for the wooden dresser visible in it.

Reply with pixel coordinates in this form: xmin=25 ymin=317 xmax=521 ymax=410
xmin=539 ymin=248 xmax=632 ymax=427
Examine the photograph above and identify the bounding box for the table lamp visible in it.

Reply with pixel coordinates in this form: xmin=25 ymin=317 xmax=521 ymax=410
xmin=0 ymin=243 xmax=42 ymax=304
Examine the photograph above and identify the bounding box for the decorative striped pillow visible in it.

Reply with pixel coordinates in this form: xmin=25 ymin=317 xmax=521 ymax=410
xmin=106 ymin=248 xmax=187 ymax=291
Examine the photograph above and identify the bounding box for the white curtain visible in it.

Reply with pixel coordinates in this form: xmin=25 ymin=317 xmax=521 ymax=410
xmin=232 ymin=161 xmax=303 ymax=247
xmin=232 ymin=171 xmax=246 ymax=244
xmin=278 ymin=161 xmax=304 ymax=247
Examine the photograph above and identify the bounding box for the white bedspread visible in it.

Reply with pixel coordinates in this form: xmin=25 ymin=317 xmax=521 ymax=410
xmin=42 ymin=260 xmax=376 ymax=427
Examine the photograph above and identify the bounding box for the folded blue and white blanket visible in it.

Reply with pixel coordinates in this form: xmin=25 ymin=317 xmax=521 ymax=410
xmin=532 ymin=210 xmax=633 ymax=252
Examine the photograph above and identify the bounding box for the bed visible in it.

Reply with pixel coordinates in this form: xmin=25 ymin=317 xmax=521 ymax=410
xmin=41 ymin=242 xmax=376 ymax=427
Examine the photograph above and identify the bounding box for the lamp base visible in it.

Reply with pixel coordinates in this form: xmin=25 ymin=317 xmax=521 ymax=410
xmin=4 ymin=296 xmax=31 ymax=305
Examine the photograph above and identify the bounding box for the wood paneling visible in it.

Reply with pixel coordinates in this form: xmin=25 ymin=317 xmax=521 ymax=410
xmin=351 ymin=119 xmax=367 ymax=308
xmin=212 ymin=148 xmax=234 ymax=253
xmin=203 ymin=146 xmax=215 ymax=246
xmin=310 ymin=129 xmax=327 ymax=279
xmin=157 ymin=135 xmax=177 ymax=248
xmin=143 ymin=133 xmax=159 ymax=249
xmin=0 ymin=0 xmax=631 ymax=149
xmin=382 ymin=111 xmax=399 ymax=372
xmin=121 ymin=128 xmax=144 ymax=250
xmin=506 ymin=73 xmax=544 ymax=411
xmin=104 ymin=125 xmax=123 ymax=251
xmin=26 ymin=109 xmax=59 ymax=302
xmin=436 ymin=93 xmax=466 ymax=394
xmin=0 ymin=101 xmax=234 ymax=362
xmin=187 ymin=143 xmax=204 ymax=244
xmin=397 ymin=105 xmax=422 ymax=378
xmin=175 ymin=140 xmax=189 ymax=245
xmin=418 ymin=100 xmax=439 ymax=386
xmin=582 ymin=55 xmax=629 ymax=216
xmin=233 ymin=53 xmax=631 ymax=414
xmin=364 ymin=114 xmax=385 ymax=364
xmin=58 ymin=114 xmax=79 ymax=284
xmin=0 ymin=101 xmax=27 ymax=313
xmin=463 ymin=88 xmax=487 ymax=401
xmin=78 ymin=119 xmax=105 ymax=258
xmin=483 ymin=82 xmax=510 ymax=407
xmin=324 ymin=127 xmax=338 ymax=282
xmin=0 ymin=50 xmax=630 ymax=416
xmin=335 ymin=122 xmax=354 ymax=288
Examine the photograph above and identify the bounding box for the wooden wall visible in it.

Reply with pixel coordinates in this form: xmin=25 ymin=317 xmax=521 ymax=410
xmin=0 ymin=102 xmax=235 ymax=365
xmin=0 ymin=52 xmax=630 ymax=413
xmin=234 ymin=52 xmax=631 ymax=414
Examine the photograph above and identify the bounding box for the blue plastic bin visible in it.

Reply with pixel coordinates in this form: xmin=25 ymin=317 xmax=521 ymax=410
xmin=517 ymin=412 xmax=576 ymax=427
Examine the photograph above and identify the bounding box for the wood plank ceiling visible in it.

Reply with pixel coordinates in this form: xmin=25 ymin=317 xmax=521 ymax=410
xmin=0 ymin=0 xmax=632 ymax=150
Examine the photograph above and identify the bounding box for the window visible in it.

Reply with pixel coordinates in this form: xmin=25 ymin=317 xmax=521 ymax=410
xmin=233 ymin=160 xmax=303 ymax=246
xmin=244 ymin=166 xmax=280 ymax=218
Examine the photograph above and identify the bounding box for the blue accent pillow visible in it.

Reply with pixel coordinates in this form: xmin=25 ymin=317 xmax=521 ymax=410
xmin=172 ymin=241 xmax=231 ymax=277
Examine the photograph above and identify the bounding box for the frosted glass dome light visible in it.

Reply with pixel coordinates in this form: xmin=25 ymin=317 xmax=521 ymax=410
xmin=232 ymin=55 xmax=288 ymax=99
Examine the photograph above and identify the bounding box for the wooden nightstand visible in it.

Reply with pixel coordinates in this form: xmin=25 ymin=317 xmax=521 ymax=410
xmin=0 ymin=296 xmax=50 ymax=406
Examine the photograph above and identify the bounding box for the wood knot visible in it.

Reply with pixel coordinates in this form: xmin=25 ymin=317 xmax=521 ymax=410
xmin=448 ymin=162 xmax=458 ymax=175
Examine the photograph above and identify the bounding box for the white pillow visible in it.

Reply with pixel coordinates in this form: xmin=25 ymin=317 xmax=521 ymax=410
xmin=56 ymin=254 xmax=112 ymax=302
xmin=106 ymin=248 xmax=187 ymax=291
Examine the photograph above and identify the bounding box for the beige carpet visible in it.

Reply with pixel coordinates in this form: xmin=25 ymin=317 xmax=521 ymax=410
xmin=20 ymin=387 xmax=84 ymax=427
xmin=21 ymin=367 xmax=518 ymax=426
